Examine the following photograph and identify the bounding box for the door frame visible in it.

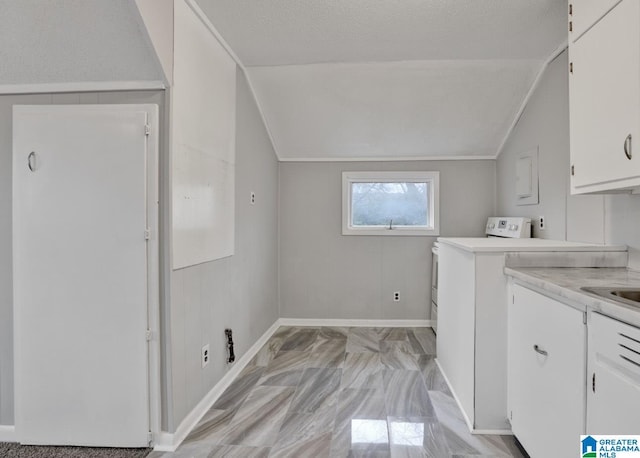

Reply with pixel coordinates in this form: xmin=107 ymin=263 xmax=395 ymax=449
xmin=12 ymin=104 xmax=161 ymax=445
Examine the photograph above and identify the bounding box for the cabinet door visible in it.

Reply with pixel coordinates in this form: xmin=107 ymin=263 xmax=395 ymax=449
xmin=587 ymin=313 xmax=640 ymax=434
xmin=569 ymin=0 xmax=622 ymax=41
xmin=569 ymin=0 xmax=640 ymax=193
xmin=508 ymin=285 xmax=586 ymax=458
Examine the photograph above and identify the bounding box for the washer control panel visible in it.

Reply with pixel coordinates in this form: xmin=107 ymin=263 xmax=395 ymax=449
xmin=485 ymin=217 xmax=532 ymax=238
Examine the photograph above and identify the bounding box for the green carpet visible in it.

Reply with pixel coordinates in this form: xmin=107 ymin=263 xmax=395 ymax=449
xmin=0 ymin=443 xmax=151 ymax=458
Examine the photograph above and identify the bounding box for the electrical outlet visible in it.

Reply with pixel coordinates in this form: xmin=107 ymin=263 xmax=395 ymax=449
xmin=250 ymin=191 xmax=256 ymax=205
xmin=539 ymin=216 xmax=546 ymax=230
xmin=393 ymin=291 xmax=400 ymax=302
xmin=201 ymin=344 xmax=210 ymax=368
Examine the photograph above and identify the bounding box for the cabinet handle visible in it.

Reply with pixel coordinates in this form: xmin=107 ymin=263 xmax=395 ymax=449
xmin=624 ymin=134 xmax=632 ymax=160
xmin=27 ymin=151 xmax=36 ymax=172
xmin=533 ymin=344 xmax=548 ymax=356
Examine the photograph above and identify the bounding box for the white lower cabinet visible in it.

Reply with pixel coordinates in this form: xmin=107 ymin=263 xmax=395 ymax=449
xmin=587 ymin=313 xmax=640 ymax=434
xmin=508 ymin=284 xmax=586 ymax=458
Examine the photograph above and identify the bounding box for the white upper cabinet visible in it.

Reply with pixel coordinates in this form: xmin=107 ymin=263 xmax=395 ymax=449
xmin=569 ymin=0 xmax=640 ymax=194
xmin=569 ymin=0 xmax=622 ymax=42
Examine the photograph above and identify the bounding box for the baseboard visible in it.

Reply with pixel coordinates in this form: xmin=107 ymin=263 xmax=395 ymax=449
xmin=153 ymin=319 xmax=282 ymax=452
xmin=434 ymin=358 xmax=474 ymax=432
xmin=278 ymin=318 xmax=433 ymax=327
xmin=0 ymin=425 xmax=16 ymax=442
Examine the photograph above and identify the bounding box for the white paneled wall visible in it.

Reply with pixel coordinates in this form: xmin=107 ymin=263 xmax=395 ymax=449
xmin=167 ymin=71 xmax=279 ymax=431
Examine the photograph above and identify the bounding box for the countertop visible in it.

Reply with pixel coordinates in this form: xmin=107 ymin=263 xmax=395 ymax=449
xmin=437 ymin=237 xmax=627 ymax=253
xmin=505 ymin=267 xmax=640 ymax=327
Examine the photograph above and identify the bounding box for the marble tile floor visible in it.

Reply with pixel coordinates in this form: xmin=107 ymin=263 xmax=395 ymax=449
xmin=150 ymin=327 xmax=527 ymax=458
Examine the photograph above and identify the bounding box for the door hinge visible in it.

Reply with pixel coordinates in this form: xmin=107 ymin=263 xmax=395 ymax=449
xmin=569 ymin=4 xmax=572 ymax=16
xmin=144 ymin=228 xmax=151 ymax=240
xmin=583 ymin=312 xmax=587 ymax=325
xmin=145 ymin=124 xmax=151 ymax=136
xmin=146 ymin=329 xmax=152 ymax=341
xmin=570 ymin=62 xmax=573 ymax=74
xmin=571 ymin=164 xmax=575 ymax=176
xmin=148 ymin=431 xmax=154 ymax=445
xmin=592 ymin=372 xmax=596 ymax=393
xmin=569 ymin=21 xmax=573 ymax=32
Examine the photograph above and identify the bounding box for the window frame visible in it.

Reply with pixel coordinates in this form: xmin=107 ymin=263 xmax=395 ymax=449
xmin=341 ymin=171 xmax=440 ymax=236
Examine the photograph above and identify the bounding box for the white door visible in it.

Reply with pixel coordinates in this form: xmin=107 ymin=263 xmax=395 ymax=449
xmin=13 ymin=105 xmax=156 ymax=447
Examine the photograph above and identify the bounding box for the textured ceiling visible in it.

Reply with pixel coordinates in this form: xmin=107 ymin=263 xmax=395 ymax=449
xmin=0 ymin=0 xmax=163 ymax=85
xmin=249 ymin=60 xmax=540 ymax=159
xmin=195 ymin=0 xmax=566 ymax=66
xmin=194 ymin=0 xmax=567 ymax=160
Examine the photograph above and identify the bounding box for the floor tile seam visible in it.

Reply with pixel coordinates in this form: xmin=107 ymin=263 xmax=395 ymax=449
xmin=382 ymin=368 xmax=438 ymax=420
xmin=271 ymin=403 xmax=340 ymax=450
xmin=222 ymin=388 xmax=297 ymax=449
xmin=264 ymin=349 xmax=313 ymax=376
xmin=384 ymin=418 xmax=454 ymax=458
xmin=287 ymin=366 xmax=344 ymax=416
xmin=416 ymin=362 xmax=433 ymax=394
xmin=427 ymin=410 xmax=481 ymax=457
xmin=185 ymin=407 xmax=241 ymax=445
xmin=387 ymin=412 xmax=456 ymax=458
xmin=278 ymin=364 xmax=316 ymax=418
xmin=210 ymin=386 xmax=254 ymax=412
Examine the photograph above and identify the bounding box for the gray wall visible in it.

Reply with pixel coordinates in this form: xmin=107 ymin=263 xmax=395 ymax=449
xmin=167 ymin=70 xmax=279 ymax=431
xmin=0 ymin=90 xmax=167 ymax=426
xmin=497 ymin=50 xmax=606 ymax=244
xmin=605 ymin=195 xmax=640 ymax=270
xmin=278 ymin=160 xmax=496 ymax=320
xmin=496 ymin=50 xmax=640 ymax=269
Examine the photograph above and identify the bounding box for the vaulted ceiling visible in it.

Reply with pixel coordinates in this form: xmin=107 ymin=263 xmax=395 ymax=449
xmin=0 ymin=0 xmax=163 ymax=86
xmin=0 ymin=0 xmax=568 ymax=161
xmin=196 ymin=0 xmax=568 ymax=160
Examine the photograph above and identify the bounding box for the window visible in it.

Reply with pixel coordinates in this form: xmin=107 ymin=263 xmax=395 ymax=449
xmin=342 ymin=171 xmax=440 ymax=236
